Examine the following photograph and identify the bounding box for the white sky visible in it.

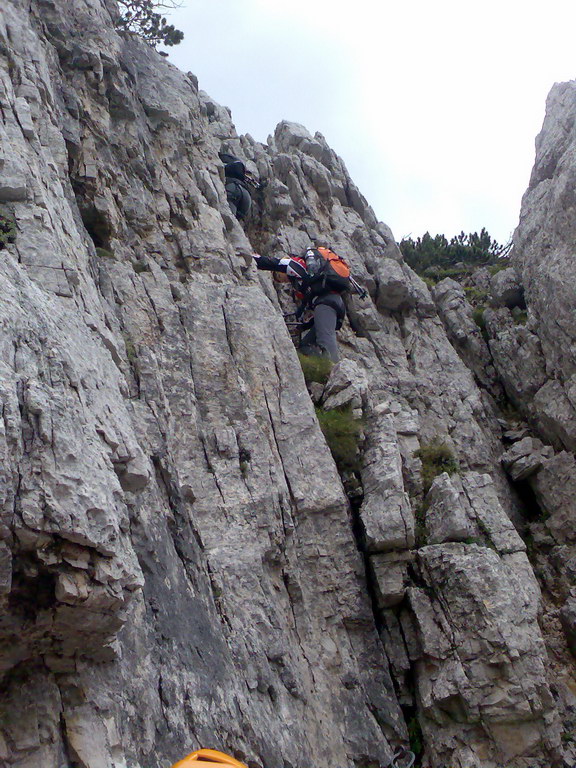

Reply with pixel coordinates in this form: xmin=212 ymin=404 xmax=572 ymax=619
xmin=163 ymin=0 xmax=576 ymax=244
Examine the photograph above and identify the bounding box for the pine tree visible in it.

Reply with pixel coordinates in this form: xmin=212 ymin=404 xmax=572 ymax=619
xmin=399 ymin=229 xmax=512 ymax=276
xmin=116 ymin=1 xmax=184 ymax=47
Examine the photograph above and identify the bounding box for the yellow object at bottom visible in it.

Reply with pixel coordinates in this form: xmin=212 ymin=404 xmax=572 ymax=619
xmin=172 ymin=748 xmax=248 ymax=768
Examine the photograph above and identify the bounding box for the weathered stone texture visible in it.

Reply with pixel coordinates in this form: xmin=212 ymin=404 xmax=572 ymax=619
xmin=432 ymin=277 xmax=502 ymax=397
xmin=410 ymin=544 xmax=556 ymax=768
xmin=0 ymin=2 xmax=573 ymax=767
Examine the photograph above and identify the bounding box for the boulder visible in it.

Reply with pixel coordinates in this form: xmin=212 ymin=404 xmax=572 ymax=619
xmin=490 ymin=267 xmax=525 ymax=308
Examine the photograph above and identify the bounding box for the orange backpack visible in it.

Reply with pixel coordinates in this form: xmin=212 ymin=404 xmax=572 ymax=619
xmin=304 ymin=246 xmax=351 ymax=292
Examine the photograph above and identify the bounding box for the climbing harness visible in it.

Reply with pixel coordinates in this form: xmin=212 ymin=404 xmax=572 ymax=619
xmin=282 ymin=311 xmax=308 ymax=344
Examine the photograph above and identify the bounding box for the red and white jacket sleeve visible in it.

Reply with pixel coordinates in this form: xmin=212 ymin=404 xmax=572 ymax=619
xmin=254 ymin=254 xmax=308 ymax=279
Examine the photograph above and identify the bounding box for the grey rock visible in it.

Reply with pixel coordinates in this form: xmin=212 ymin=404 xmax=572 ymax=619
xmin=513 ymin=81 xmax=576 ymax=382
xmin=375 ymin=257 xmax=435 ymax=315
xmin=433 ymin=277 xmax=501 ymax=395
xmin=560 ymin=594 xmax=576 ymax=657
xmin=380 ymin=611 xmax=413 ymax=706
xmin=489 ymin=267 xmax=524 ymax=308
xmin=425 ymin=472 xmax=476 ymax=544
xmin=470 ymin=266 xmax=492 ymax=292
xmin=501 ymin=436 xmax=553 ymax=480
xmin=0 ymin=1 xmax=572 ymax=765
xmin=14 ymin=96 xmax=35 ymax=139
xmin=359 ymin=408 xmax=414 ymax=552
xmin=0 ymin=542 xmax=11 ymax=594
xmin=0 ymin=171 xmax=27 ymax=200
xmin=370 ymin=551 xmax=413 ymax=609
xmin=530 ymin=452 xmax=576 ymax=544
xmin=460 ymin=472 xmax=526 ymax=554
xmin=410 ymin=543 xmax=552 ymax=767
xmin=485 ymin=307 xmax=549 ymax=409
xmin=533 ymin=378 xmax=576 ymax=451
xmin=322 ymin=359 xmax=368 ymax=410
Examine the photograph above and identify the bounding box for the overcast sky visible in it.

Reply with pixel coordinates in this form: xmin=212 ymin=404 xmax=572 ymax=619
xmin=164 ymin=0 xmax=576 ymax=244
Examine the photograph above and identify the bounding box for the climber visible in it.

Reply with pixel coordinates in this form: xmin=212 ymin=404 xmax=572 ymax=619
xmin=219 ymin=151 xmax=261 ymax=221
xmin=253 ymin=246 xmax=349 ymax=362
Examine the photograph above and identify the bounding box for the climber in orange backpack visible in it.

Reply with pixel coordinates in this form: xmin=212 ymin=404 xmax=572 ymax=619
xmin=254 ymin=245 xmax=352 ymax=362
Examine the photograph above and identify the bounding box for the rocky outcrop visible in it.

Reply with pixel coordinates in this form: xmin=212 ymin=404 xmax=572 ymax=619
xmin=432 ymin=277 xmax=502 ymax=396
xmin=488 ymin=82 xmax=576 ymax=449
xmin=489 ymin=267 xmax=525 ymax=309
xmin=0 ymin=2 xmax=575 ymax=767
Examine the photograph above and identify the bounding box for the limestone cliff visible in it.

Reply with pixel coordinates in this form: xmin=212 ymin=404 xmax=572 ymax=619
xmin=0 ymin=2 xmax=574 ymax=768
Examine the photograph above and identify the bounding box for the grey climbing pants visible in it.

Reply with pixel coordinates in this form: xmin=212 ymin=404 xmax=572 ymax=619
xmin=299 ymin=299 xmax=344 ymax=363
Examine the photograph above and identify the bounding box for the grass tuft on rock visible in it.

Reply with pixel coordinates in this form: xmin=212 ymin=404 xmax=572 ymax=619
xmin=132 ymin=260 xmax=151 ymax=274
xmin=95 ymin=246 xmax=115 ymax=259
xmin=415 ymin=439 xmax=459 ymax=494
xmin=472 ymin=305 xmax=489 ymax=342
xmin=512 ymin=307 xmax=528 ymax=325
xmin=464 ymin=285 xmax=488 ymax=304
xmin=407 ymin=715 xmax=424 ymax=762
xmin=298 ymin=352 xmax=333 ymax=385
xmin=414 ymin=501 xmax=428 ymax=548
xmin=315 ymin=405 xmax=363 ymax=474
xmin=0 ymin=210 xmax=16 ymax=249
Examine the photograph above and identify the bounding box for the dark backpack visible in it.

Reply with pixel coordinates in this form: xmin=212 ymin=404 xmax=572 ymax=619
xmin=304 ymin=247 xmax=351 ymax=293
xmin=218 ymin=152 xmax=246 ymax=181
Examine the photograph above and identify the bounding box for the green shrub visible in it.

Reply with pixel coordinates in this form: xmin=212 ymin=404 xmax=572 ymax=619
xmin=472 ymin=305 xmax=490 ymax=342
xmin=488 ymin=258 xmax=511 ymax=275
xmin=116 ymin=0 xmax=184 ymax=47
xmin=315 ymin=405 xmax=363 ymax=474
xmin=414 ymin=439 xmax=459 ymax=494
xmin=407 ymin=716 xmax=424 ymax=761
xmin=0 ymin=211 xmax=16 ymax=249
xmin=464 ymin=286 xmax=489 ymax=305
xmin=400 ymin=228 xmax=511 ymax=276
xmin=124 ymin=336 xmax=137 ymax=364
xmin=298 ymin=352 xmax=333 ymax=385
xmin=95 ymin=246 xmax=115 ymax=259
xmin=500 ymin=400 xmax=521 ymax=424
xmin=414 ymin=502 xmax=428 ymax=548
xmin=512 ymin=307 xmax=528 ymax=325
xmin=424 ymin=265 xmax=470 ymax=282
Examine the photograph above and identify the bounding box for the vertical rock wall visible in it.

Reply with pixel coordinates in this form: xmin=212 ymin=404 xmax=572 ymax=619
xmin=0 ymin=2 xmax=574 ymax=767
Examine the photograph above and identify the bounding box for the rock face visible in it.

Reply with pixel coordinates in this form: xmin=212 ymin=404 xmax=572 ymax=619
xmin=491 ymin=81 xmax=576 ymax=451
xmin=0 ymin=2 xmax=575 ymax=768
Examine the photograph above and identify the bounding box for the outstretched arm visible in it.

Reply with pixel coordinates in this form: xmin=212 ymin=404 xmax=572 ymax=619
xmin=253 ymin=254 xmax=308 ymax=279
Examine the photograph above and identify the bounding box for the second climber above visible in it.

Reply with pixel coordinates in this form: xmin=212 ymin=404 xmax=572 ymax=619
xmin=219 ymin=151 xmax=261 ymax=221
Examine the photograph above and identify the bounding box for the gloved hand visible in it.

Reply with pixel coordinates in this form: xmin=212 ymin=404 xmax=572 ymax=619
xmin=253 ymin=254 xmax=281 ymax=271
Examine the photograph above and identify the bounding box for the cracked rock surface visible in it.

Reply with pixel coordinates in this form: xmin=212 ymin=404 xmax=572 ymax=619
xmin=0 ymin=2 xmax=575 ymax=768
